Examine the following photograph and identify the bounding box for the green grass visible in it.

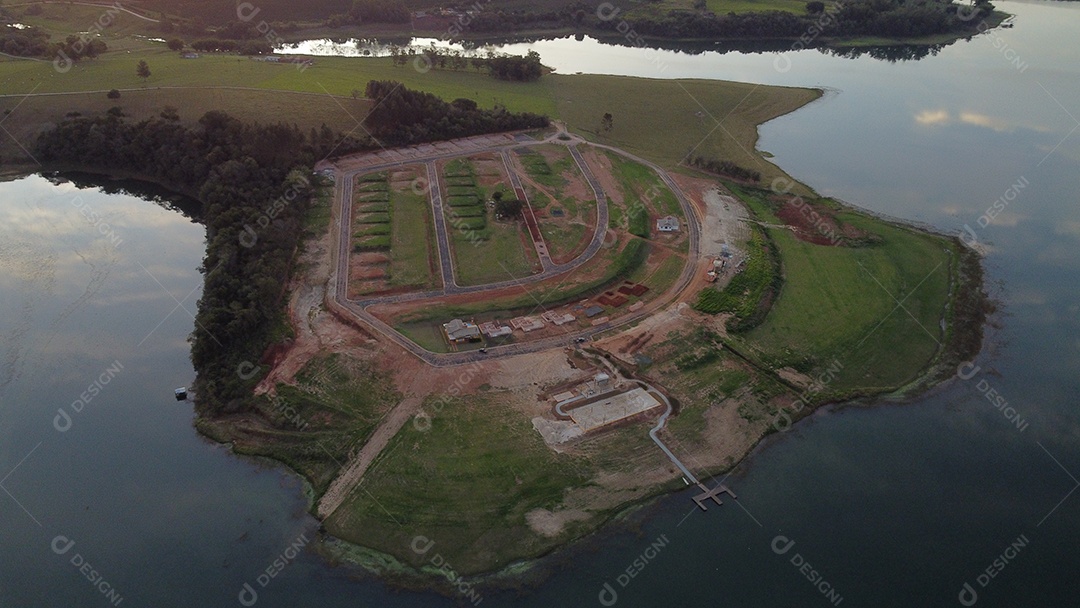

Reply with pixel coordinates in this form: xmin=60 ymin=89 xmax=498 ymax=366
xmin=555 ymin=74 xmax=820 ymax=185
xmin=539 ymin=221 xmax=587 ymax=260
xmin=449 ymin=216 xmax=533 ymax=286
xmin=325 ymin=393 xmax=593 ymax=574
xmin=446 ymin=195 xmax=481 ymax=207
xmin=389 ymin=186 xmax=437 ymax=289
xmin=354 ymin=235 xmax=391 ymax=251
xmin=0 ymin=49 xmax=558 ymax=114
xmin=303 ymin=179 xmax=334 ymax=237
xmin=220 ymin=353 xmax=399 ymax=495
xmin=606 ymin=151 xmax=683 ymax=219
xmin=628 ymin=249 xmax=686 ymax=294
xmin=396 ymin=321 xmax=448 ymax=353
xmin=356 ymin=212 xmax=390 ymax=224
xmin=356 ymin=225 xmax=391 ymax=237
xmin=730 ymin=186 xmax=953 ymax=391
xmin=356 ymin=202 xmax=389 ymax=213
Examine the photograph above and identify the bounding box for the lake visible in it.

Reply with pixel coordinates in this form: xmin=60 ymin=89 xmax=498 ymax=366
xmin=2 ymin=1 xmax=1078 ymax=605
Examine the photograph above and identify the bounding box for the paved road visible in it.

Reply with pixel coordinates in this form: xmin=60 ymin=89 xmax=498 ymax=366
xmin=500 ymin=149 xmax=553 ymax=271
xmin=328 ymin=133 xmax=700 ymax=367
xmin=425 ymin=161 xmax=457 ymax=288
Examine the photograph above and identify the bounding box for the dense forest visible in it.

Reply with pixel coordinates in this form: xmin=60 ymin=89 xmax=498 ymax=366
xmin=363 ymin=80 xmax=548 ymax=146
xmin=32 ymin=83 xmax=546 ymax=415
xmin=0 ymin=24 xmax=107 ymax=61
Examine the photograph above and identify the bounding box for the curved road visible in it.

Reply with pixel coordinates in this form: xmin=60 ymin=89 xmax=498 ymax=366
xmin=330 ymin=133 xmax=700 ymax=367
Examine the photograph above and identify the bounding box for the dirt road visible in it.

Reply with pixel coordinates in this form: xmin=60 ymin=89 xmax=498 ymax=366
xmin=316 ymin=393 xmax=425 ymax=519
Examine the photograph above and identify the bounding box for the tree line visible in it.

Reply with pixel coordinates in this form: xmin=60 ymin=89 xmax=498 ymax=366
xmin=0 ymin=24 xmax=107 ymax=61
xmin=602 ymin=0 xmax=995 ymax=41
xmin=391 ymin=47 xmax=545 ymax=82
xmin=688 ymin=156 xmax=762 ymax=183
xmin=363 ymin=80 xmax=549 ymax=146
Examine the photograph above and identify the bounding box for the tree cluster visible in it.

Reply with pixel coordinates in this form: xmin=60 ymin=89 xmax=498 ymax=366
xmin=363 ymin=80 xmax=549 ymax=146
xmin=0 ymin=25 xmax=107 ymax=61
xmin=688 ymin=156 xmax=761 ymax=183
xmin=391 ymin=48 xmax=545 ymax=82
xmin=189 ymin=38 xmax=273 ymax=54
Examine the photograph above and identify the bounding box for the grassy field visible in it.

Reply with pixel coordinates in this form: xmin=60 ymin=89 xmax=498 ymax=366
xmin=539 ymin=221 xmax=587 ymax=260
xmin=324 ymin=393 xmax=595 ymax=574
xmin=389 ymin=180 xmax=438 ymax=289
xmin=0 ymin=51 xmax=558 ymax=113
xmin=728 ymin=186 xmax=954 ymax=392
xmin=554 ymin=74 xmax=820 ymax=181
xmin=449 ymin=218 xmax=536 ymax=286
xmin=198 ymin=353 xmax=400 ymax=495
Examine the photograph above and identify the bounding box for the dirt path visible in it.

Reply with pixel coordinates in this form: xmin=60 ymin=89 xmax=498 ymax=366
xmin=317 ymin=392 xmax=425 ymax=519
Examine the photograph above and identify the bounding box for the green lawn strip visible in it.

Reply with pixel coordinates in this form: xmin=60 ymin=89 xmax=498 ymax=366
xmin=355 ymin=212 xmax=391 ymax=224
xmin=389 ymin=186 xmax=437 ymax=289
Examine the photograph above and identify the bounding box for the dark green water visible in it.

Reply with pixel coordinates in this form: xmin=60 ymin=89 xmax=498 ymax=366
xmin=2 ymin=1 xmax=1078 ymax=605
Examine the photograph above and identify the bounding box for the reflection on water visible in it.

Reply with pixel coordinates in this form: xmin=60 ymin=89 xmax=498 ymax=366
xmin=276 ymin=33 xmax=952 ymax=63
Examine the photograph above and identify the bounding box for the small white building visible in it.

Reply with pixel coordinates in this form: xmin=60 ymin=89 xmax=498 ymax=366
xmin=656 ymin=216 xmax=680 ymax=232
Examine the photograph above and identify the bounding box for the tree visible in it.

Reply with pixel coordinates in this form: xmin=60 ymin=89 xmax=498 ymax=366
xmin=601 ymin=112 xmax=613 ymax=132
xmin=107 ymin=89 xmax=121 ymax=99
xmin=166 ymin=38 xmax=184 ymax=51
xmin=160 ymin=106 xmax=180 ymax=121
xmin=495 ymin=198 xmax=524 ymax=218
xmin=806 ymin=1 xmax=825 ymax=13
xmin=136 ymin=60 xmax=151 ymax=82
